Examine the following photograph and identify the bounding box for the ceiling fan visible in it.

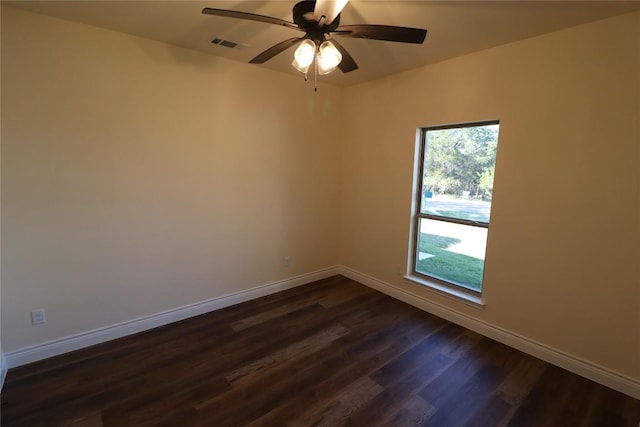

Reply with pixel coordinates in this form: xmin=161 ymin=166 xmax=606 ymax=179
xmin=202 ymin=0 xmax=427 ymax=79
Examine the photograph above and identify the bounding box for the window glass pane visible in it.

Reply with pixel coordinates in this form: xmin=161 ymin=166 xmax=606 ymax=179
xmin=416 ymin=218 xmax=487 ymax=292
xmin=420 ymin=124 xmax=499 ymax=223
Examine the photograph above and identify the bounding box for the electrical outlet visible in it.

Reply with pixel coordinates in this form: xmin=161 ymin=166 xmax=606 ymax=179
xmin=284 ymin=256 xmax=291 ymax=267
xmin=31 ymin=309 xmax=46 ymax=325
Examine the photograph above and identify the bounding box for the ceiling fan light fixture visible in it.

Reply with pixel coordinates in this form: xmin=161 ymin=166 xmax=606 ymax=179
xmin=317 ymin=40 xmax=342 ymax=75
xmin=292 ymin=39 xmax=316 ymax=73
xmin=203 ymin=1 xmax=428 ymax=84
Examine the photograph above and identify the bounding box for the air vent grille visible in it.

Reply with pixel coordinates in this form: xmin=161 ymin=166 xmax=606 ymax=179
xmin=211 ymin=37 xmax=246 ymax=50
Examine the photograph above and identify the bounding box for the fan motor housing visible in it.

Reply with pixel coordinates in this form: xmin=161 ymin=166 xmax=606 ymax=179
xmin=293 ymin=0 xmax=341 ymax=34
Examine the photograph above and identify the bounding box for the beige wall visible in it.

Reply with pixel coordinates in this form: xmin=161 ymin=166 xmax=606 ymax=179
xmin=1 ymin=7 xmax=342 ymax=351
xmin=2 ymin=6 xmax=639 ymax=384
xmin=340 ymin=11 xmax=640 ymax=380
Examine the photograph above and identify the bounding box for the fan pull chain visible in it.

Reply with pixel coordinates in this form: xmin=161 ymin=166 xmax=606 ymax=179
xmin=314 ymin=48 xmax=318 ymax=92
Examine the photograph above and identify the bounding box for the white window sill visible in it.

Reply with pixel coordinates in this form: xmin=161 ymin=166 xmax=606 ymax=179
xmin=404 ymin=275 xmax=485 ymax=309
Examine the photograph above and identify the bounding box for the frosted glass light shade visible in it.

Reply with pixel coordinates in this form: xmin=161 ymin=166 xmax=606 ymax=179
xmin=292 ymin=39 xmax=316 ymax=73
xmin=317 ymin=41 xmax=342 ymax=75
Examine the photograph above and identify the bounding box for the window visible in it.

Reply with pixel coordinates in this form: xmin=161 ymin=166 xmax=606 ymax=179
xmin=410 ymin=121 xmax=500 ymax=298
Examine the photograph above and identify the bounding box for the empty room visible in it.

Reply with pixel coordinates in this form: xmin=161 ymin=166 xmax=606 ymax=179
xmin=1 ymin=1 xmax=639 ymax=425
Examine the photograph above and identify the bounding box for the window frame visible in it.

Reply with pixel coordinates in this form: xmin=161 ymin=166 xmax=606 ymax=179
xmin=409 ymin=120 xmax=499 ymax=298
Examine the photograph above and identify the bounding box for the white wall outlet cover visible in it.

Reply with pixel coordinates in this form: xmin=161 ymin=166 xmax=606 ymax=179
xmin=31 ymin=309 xmax=46 ymax=325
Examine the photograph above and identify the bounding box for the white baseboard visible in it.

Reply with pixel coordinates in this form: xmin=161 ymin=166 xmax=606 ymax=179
xmin=6 ymin=265 xmax=639 ymax=400
xmin=1 ymin=354 xmax=7 ymax=390
xmin=338 ymin=265 xmax=640 ymax=400
xmin=5 ymin=266 xmax=340 ymax=369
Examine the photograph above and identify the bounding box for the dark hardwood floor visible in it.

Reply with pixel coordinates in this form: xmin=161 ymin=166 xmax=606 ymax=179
xmin=2 ymin=275 xmax=639 ymax=426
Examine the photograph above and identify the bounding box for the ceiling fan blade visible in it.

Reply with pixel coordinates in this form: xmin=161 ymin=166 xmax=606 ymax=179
xmin=250 ymin=37 xmax=305 ymax=64
xmin=330 ymin=39 xmax=358 ymax=73
xmin=202 ymin=8 xmax=301 ymax=31
xmin=313 ymin=0 xmax=349 ymax=25
xmin=336 ymin=25 xmax=427 ymax=44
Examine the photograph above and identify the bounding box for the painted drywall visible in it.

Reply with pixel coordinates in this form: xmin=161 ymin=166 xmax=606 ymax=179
xmin=340 ymin=11 xmax=640 ymax=381
xmin=1 ymin=6 xmax=342 ymax=352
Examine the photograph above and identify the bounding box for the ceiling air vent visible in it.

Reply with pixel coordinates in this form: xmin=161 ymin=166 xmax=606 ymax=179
xmin=211 ymin=37 xmax=246 ymax=50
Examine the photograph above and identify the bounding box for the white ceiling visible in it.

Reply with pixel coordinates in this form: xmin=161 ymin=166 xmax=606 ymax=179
xmin=5 ymin=1 xmax=640 ymax=87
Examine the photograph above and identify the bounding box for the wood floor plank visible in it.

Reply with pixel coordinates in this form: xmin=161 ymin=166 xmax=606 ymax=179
xmin=342 ymin=324 xmax=470 ymax=425
xmin=464 ymin=393 xmax=512 ymax=427
xmin=241 ymin=312 xmax=446 ymax=426
xmin=2 ymin=275 xmax=639 ymax=427
xmin=385 ymin=395 xmax=436 ymax=427
xmin=225 ymin=324 xmax=350 ymax=383
xmin=200 ymin=306 xmax=441 ymax=425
